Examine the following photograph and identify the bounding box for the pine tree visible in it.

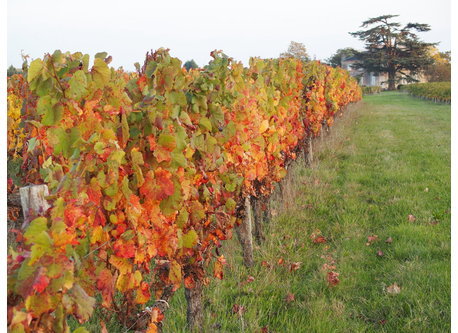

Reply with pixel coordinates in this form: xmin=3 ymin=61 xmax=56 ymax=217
xmin=350 ymin=15 xmax=436 ymax=90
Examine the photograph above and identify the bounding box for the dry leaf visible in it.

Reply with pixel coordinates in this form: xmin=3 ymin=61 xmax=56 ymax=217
xmin=386 ymin=283 xmax=401 ymax=294
xmin=367 ymin=235 xmax=379 ymax=243
xmin=313 ymin=236 xmax=327 ymax=244
xmin=327 ymin=271 xmax=340 ymax=286
xmin=377 ymin=250 xmax=384 ymax=257
xmin=408 ymin=214 xmax=416 ymax=222
xmin=285 ymin=292 xmax=295 ymax=303
xmin=385 ymin=237 xmax=393 ymax=244
xmin=232 ymin=304 xmax=246 ymax=315
xmin=289 ymin=262 xmax=302 ymax=272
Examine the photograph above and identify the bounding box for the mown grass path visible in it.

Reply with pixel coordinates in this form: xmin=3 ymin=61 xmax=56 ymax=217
xmin=164 ymin=92 xmax=450 ymax=332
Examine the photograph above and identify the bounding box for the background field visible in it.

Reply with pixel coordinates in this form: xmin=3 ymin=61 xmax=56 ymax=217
xmin=160 ymin=91 xmax=451 ymax=332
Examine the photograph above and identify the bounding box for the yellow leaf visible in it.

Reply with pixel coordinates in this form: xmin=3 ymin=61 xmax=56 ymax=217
xmin=259 ymin=120 xmax=269 ymax=133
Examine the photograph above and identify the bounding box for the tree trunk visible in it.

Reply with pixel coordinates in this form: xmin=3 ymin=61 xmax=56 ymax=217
xmin=185 ymin=280 xmax=204 ymax=332
xmin=388 ymin=70 xmax=396 ymax=90
xmin=236 ymin=196 xmax=254 ymax=267
xmin=251 ymin=196 xmax=266 ymax=244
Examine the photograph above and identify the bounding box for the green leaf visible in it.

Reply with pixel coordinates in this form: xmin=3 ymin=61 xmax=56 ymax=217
xmin=94 ymin=52 xmax=108 ymax=59
xmin=158 ymin=133 xmax=176 ymax=151
xmin=182 ymin=229 xmax=198 ymax=248
xmin=176 ymin=208 xmax=189 ymax=228
xmin=225 ymin=198 xmax=237 ymax=211
xmin=24 ymin=217 xmax=48 ymax=243
xmin=27 ymin=138 xmax=39 ymax=153
xmin=199 ymin=117 xmax=212 ymax=131
xmin=72 ymin=284 xmax=95 ymax=322
xmin=131 ymin=150 xmax=144 ymax=165
xmin=160 ymin=180 xmax=182 ymax=216
xmin=68 ymin=70 xmax=88 ymax=100
xmin=92 ymin=58 xmax=111 ymax=87
xmin=27 ymin=59 xmax=43 ymax=83
xmin=37 ymin=96 xmax=53 ymax=115
xmin=47 ymin=127 xmax=81 ymax=158
xmin=42 ymin=103 xmax=63 ymax=126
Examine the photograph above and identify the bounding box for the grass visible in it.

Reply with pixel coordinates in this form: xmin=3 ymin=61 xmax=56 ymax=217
xmin=161 ymin=91 xmax=450 ymax=332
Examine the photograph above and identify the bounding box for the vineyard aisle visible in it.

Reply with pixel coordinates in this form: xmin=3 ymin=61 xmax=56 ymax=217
xmin=161 ymin=92 xmax=451 ymax=332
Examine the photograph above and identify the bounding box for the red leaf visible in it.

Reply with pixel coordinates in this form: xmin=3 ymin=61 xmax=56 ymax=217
xmin=285 ymin=292 xmax=295 ymax=303
xmin=327 ymin=271 xmax=340 ymax=286
xmin=32 ymin=273 xmax=50 ymax=294
xmin=313 ymin=236 xmax=327 ymax=244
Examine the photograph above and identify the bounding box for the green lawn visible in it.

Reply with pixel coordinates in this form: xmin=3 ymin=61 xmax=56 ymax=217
xmin=163 ymin=91 xmax=451 ymax=332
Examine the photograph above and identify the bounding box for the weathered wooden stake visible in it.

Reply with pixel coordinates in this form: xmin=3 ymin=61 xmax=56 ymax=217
xmin=19 ymin=184 xmax=51 ymax=229
xmin=185 ymin=280 xmax=204 ymax=332
xmin=236 ymin=196 xmax=254 ymax=267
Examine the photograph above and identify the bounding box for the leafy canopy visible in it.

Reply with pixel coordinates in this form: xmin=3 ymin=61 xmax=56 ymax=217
xmin=350 ymin=14 xmax=436 ymax=89
xmin=280 ymin=41 xmax=310 ymax=62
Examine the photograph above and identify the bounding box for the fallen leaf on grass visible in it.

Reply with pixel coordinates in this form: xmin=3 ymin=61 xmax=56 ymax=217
xmin=424 ymin=187 xmax=429 ymax=192
xmin=377 ymin=250 xmax=384 ymax=257
xmin=327 ymin=271 xmax=340 ymax=286
xmin=261 ymin=261 xmax=272 ymax=269
xmin=232 ymin=304 xmax=246 ymax=315
xmin=366 ymin=234 xmax=378 ymax=246
xmin=261 ymin=326 xmax=269 ymax=333
xmin=385 ymin=237 xmax=393 ymax=244
xmin=408 ymin=214 xmax=416 ymax=222
xmin=240 ymin=276 xmax=255 ymax=286
xmin=386 ymin=283 xmax=401 ymax=294
xmin=313 ymin=236 xmax=327 ymax=244
xmin=285 ymin=292 xmax=295 ymax=303
xmin=277 ymin=258 xmax=285 ymax=265
xmin=289 ymin=262 xmax=302 ymax=272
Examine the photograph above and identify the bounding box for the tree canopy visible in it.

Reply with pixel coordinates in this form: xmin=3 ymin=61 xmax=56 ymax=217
xmin=183 ymin=59 xmax=198 ymax=71
xmin=280 ymin=41 xmax=310 ymax=62
xmin=350 ymin=15 xmax=436 ymax=90
xmin=326 ymin=48 xmax=358 ymax=68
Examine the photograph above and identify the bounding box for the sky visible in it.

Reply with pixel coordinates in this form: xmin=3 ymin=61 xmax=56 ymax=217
xmin=7 ymin=0 xmax=452 ymax=71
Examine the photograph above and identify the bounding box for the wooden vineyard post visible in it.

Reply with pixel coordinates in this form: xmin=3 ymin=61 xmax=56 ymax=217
xmin=185 ymin=280 xmax=203 ymax=332
xmin=236 ymin=196 xmax=254 ymax=267
xmin=251 ymin=196 xmax=266 ymax=244
xmin=19 ymin=184 xmax=51 ymax=229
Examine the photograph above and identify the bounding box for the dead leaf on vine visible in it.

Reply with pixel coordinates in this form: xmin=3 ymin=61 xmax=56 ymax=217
xmin=386 ymin=283 xmax=401 ymax=294
xmin=285 ymin=292 xmax=295 ymax=303
xmin=408 ymin=214 xmax=416 ymax=222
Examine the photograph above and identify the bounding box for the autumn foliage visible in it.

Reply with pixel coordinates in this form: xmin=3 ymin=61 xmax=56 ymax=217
xmin=7 ymin=49 xmax=361 ymax=332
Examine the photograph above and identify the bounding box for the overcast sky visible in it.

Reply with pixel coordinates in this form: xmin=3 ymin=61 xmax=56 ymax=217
xmin=7 ymin=0 xmax=451 ymax=70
